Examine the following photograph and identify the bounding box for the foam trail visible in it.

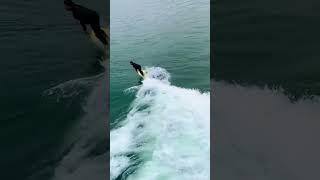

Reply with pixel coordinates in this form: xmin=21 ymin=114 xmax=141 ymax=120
xmin=214 ymin=81 xmax=320 ymax=180
xmin=43 ymin=74 xmax=103 ymax=102
xmin=43 ymin=56 xmax=107 ymax=102
xmin=111 ymin=67 xmax=210 ymax=180
xmin=51 ymin=75 xmax=108 ymax=180
xmin=45 ymin=56 xmax=108 ymax=180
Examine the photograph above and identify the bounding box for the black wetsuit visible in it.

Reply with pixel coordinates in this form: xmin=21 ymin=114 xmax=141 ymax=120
xmin=70 ymin=4 xmax=107 ymax=45
xmin=130 ymin=61 xmax=144 ymax=76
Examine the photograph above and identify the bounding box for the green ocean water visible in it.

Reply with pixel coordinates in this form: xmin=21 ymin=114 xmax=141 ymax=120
xmin=213 ymin=0 xmax=320 ymax=179
xmin=110 ymin=0 xmax=210 ymax=179
xmin=110 ymin=0 xmax=210 ymax=124
xmin=213 ymin=0 xmax=320 ymax=99
xmin=0 ymin=0 xmax=108 ymax=179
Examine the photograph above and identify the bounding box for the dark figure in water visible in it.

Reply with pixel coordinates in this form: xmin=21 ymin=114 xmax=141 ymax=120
xmin=130 ymin=61 xmax=144 ymax=77
xmin=64 ymin=0 xmax=107 ymax=45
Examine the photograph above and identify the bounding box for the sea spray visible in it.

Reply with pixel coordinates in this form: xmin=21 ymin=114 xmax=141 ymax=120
xmin=111 ymin=67 xmax=210 ymax=180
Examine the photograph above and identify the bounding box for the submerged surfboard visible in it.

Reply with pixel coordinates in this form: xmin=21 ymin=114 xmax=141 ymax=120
xmin=89 ymin=27 xmax=109 ymax=51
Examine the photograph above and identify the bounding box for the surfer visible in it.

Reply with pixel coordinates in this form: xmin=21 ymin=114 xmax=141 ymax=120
xmin=64 ymin=0 xmax=107 ymax=45
xmin=130 ymin=61 xmax=145 ymax=77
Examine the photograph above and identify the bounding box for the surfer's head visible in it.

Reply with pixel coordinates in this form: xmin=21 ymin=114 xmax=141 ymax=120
xmin=64 ymin=0 xmax=74 ymax=11
xmin=130 ymin=61 xmax=134 ymax=65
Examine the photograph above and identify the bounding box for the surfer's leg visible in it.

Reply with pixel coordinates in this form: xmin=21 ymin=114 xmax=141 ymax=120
xmin=91 ymin=22 xmax=107 ymax=45
xmin=94 ymin=29 xmax=107 ymax=45
xmin=90 ymin=14 xmax=107 ymax=45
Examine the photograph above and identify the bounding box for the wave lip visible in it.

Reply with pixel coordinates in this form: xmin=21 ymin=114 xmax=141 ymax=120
xmin=111 ymin=67 xmax=210 ymax=180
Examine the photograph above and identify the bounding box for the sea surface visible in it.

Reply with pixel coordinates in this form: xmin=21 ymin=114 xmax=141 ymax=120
xmin=110 ymin=0 xmax=210 ymax=179
xmin=0 ymin=0 xmax=109 ymax=179
xmin=213 ymin=0 xmax=320 ymax=179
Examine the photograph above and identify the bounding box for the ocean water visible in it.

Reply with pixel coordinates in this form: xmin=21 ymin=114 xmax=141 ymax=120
xmin=110 ymin=0 xmax=210 ymax=179
xmin=0 ymin=0 xmax=108 ymax=179
xmin=213 ymin=0 xmax=320 ymax=179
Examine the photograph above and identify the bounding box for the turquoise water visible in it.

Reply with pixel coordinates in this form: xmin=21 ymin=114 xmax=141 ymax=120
xmin=110 ymin=0 xmax=210 ymax=179
xmin=110 ymin=0 xmax=210 ymax=123
xmin=213 ymin=0 xmax=320 ymax=179
xmin=0 ymin=0 xmax=108 ymax=179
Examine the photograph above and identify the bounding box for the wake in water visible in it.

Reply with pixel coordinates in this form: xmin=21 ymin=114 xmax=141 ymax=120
xmin=43 ymin=74 xmax=103 ymax=103
xmin=43 ymin=59 xmax=107 ymax=102
xmin=41 ymin=56 xmax=109 ymax=180
xmin=214 ymin=81 xmax=320 ymax=180
xmin=111 ymin=67 xmax=210 ymax=180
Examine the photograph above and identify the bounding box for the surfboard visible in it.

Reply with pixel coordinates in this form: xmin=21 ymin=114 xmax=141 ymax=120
xmin=89 ymin=27 xmax=109 ymax=51
xmin=137 ymin=70 xmax=147 ymax=79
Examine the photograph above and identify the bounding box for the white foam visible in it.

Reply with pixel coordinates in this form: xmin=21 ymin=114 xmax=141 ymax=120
xmin=48 ymin=56 xmax=109 ymax=180
xmin=214 ymin=81 xmax=320 ymax=180
xmin=110 ymin=67 xmax=210 ymax=180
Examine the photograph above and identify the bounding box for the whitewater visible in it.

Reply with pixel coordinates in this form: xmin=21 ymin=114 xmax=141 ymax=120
xmin=110 ymin=67 xmax=210 ymax=180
